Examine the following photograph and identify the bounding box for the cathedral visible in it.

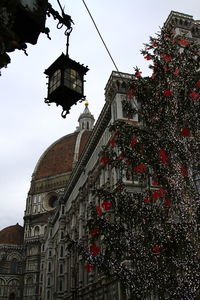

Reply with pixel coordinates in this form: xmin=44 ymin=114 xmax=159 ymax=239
xmin=0 ymin=11 xmax=199 ymax=300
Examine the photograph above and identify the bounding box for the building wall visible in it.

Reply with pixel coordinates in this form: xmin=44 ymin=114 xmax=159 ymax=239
xmin=0 ymin=245 xmax=24 ymax=300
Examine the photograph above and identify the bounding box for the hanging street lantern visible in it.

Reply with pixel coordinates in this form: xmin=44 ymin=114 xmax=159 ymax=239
xmin=44 ymin=27 xmax=89 ymax=118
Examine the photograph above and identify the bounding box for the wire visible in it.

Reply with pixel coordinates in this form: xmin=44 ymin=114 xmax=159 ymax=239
xmin=81 ymin=0 xmax=120 ymax=73
xmin=81 ymin=0 xmax=139 ymax=111
xmin=57 ymin=0 xmax=65 ymax=16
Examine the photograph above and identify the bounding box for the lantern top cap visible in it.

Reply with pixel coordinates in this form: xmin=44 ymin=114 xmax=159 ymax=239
xmin=44 ymin=53 xmax=89 ymax=76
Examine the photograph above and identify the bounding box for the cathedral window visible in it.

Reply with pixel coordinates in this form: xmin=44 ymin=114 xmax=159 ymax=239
xmin=59 ymin=279 xmax=63 ymax=291
xmin=47 ymin=290 xmax=51 ymax=299
xmin=33 ymin=196 xmax=37 ymax=204
xmin=60 ymin=246 xmax=64 ymax=257
xmin=59 ymin=264 xmax=63 ymax=274
xmin=47 ymin=277 xmax=51 ymax=286
xmin=44 ymin=226 xmax=47 ymax=234
xmin=9 ymin=293 xmax=16 ymax=300
xmin=34 ymin=226 xmax=40 ymax=236
xmin=49 ymin=195 xmax=58 ymax=208
xmin=10 ymin=258 xmax=18 ymax=274
xmin=48 ymin=262 xmax=51 ymax=272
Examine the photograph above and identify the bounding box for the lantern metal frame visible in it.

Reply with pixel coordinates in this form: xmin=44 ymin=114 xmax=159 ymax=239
xmin=44 ymin=49 xmax=89 ymax=118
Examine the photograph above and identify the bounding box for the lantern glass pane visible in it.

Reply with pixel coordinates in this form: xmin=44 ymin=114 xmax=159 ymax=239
xmin=49 ymin=70 xmax=61 ymax=93
xmin=64 ymin=69 xmax=82 ymax=94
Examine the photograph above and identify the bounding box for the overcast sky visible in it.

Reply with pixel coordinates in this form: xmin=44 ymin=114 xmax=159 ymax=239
xmin=0 ymin=0 xmax=199 ymax=230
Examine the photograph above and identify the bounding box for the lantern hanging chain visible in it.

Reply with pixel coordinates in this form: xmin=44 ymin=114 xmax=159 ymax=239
xmin=55 ymin=0 xmax=74 ymax=54
xmin=81 ymin=0 xmax=120 ymax=74
xmin=66 ymin=27 xmax=73 ymax=56
xmin=81 ymin=0 xmax=139 ymax=111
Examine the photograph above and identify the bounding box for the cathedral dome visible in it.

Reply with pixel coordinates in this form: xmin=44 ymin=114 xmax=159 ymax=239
xmin=32 ymin=103 xmax=94 ymax=181
xmin=0 ymin=223 xmax=24 ymax=245
xmin=32 ymin=131 xmax=91 ymax=180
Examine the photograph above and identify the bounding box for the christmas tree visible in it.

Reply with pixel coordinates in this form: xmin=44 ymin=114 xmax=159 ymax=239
xmin=69 ymin=27 xmax=200 ymax=299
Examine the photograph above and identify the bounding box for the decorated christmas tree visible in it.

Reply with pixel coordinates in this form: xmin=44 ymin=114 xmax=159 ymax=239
xmin=69 ymin=27 xmax=200 ymax=299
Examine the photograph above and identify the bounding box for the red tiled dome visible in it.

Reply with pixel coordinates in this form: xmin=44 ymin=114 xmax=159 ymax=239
xmin=33 ymin=131 xmax=91 ymax=180
xmin=0 ymin=224 xmax=24 ymax=245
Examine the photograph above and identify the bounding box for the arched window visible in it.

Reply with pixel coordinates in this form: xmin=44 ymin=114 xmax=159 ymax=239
xmin=34 ymin=226 xmax=40 ymax=236
xmin=9 ymin=293 xmax=16 ymax=300
xmin=48 ymin=262 xmax=51 ymax=272
xmin=47 ymin=277 xmax=51 ymax=286
xmin=26 ymin=277 xmax=33 ymax=285
xmin=47 ymin=290 xmax=51 ymax=300
xmin=60 ymin=246 xmax=64 ymax=257
xmin=60 ymin=264 xmax=63 ymax=274
xmin=59 ymin=279 xmax=63 ymax=292
xmin=10 ymin=258 xmax=18 ymax=274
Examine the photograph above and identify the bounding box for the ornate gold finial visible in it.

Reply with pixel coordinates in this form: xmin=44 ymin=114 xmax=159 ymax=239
xmin=84 ymin=100 xmax=89 ymax=107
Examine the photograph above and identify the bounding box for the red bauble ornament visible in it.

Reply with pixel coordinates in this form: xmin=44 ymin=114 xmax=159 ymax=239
xmin=151 ymin=73 xmax=156 ymax=79
xmin=164 ymin=66 xmax=168 ymax=72
xmin=102 ymin=201 xmax=112 ymax=211
xmin=189 ymin=91 xmax=200 ymax=100
xmin=151 ymin=188 xmax=167 ymax=201
xmin=96 ymin=205 xmax=102 ymax=216
xmin=165 ymin=198 xmax=171 ymax=207
xmin=160 ymin=53 xmax=172 ymax=62
xmin=100 ymin=157 xmax=109 ymax=165
xmin=90 ymin=244 xmax=101 ymax=257
xmin=181 ymin=128 xmax=190 ymax=137
xmin=144 ymin=197 xmax=151 ymax=203
xmin=108 ymin=139 xmax=116 ymax=148
xmin=179 ymin=39 xmax=190 ymax=46
xmin=158 ymin=149 xmax=168 ymax=164
xmin=180 ymin=167 xmax=188 ymax=177
xmin=90 ymin=228 xmax=100 ymax=237
xmin=196 ymin=80 xmax=200 ymax=88
xmin=134 ymin=163 xmax=147 ymax=173
xmin=152 ymin=245 xmax=161 ymax=253
xmin=118 ymin=153 xmax=125 ymax=159
xmin=174 ymin=68 xmax=180 ymax=76
xmin=151 ymin=41 xmax=158 ymax=47
xmin=164 ymin=89 xmax=172 ymax=97
xmin=144 ymin=55 xmax=152 ymax=60
xmin=130 ymin=137 xmax=138 ymax=147
xmin=84 ymin=264 xmax=94 ymax=273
